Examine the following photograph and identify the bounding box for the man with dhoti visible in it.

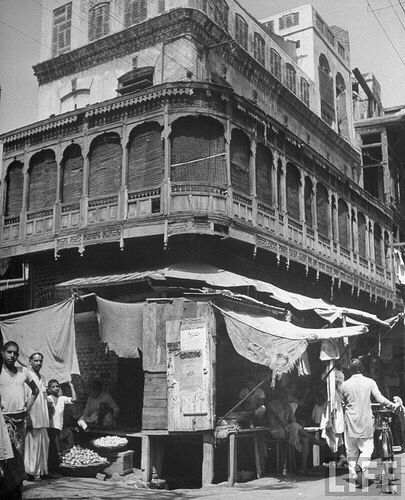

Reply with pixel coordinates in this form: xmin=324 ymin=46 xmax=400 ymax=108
xmin=0 ymin=341 xmax=39 ymax=498
xmin=24 ymin=352 xmax=50 ymax=481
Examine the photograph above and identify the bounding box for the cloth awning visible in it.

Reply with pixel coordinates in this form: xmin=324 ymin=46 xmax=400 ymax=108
xmin=0 ymin=298 xmax=79 ymax=383
xmin=56 ymin=262 xmax=389 ymax=326
xmin=216 ymin=306 xmax=367 ymax=382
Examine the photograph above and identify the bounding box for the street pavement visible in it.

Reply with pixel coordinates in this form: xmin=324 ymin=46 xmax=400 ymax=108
xmin=23 ymin=452 xmax=405 ymax=500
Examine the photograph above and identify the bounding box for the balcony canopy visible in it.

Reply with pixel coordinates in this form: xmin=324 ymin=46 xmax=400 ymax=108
xmin=56 ymin=262 xmax=390 ymax=327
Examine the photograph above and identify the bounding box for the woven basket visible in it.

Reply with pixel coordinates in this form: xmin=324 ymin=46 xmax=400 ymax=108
xmin=58 ymin=461 xmax=108 ymax=477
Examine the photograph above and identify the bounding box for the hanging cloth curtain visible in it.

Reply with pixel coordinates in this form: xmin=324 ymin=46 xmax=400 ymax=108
xmin=0 ymin=298 xmax=79 ymax=383
xmin=96 ymin=296 xmax=143 ymax=358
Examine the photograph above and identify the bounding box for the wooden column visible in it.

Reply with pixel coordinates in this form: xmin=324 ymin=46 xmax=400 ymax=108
xmin=80 ymin=130 xmax=90 ymax=228
xmin=119 ymin=122 xmax=129 ymax=221
xmin=228 ymin=433 xmax=237 ymax=485
xmin=250 ymin=139 xmax=257 ymax=227
xmin=225 ymin=116 xmax=233 ymax=216
xmin=160 ymin=103 xmax=171 ymax=216
xmin=141 ymin=434 xmax=152 ymax=482
xmin=298 ymin=169 xmax=305 ymax=223
xmin=202 ymin=431 xmax=214 ymax=486
xmin=381 ymin=129 xmax=391 ymax=204
xmin=54 ymin=143 xmax=63 ymax=234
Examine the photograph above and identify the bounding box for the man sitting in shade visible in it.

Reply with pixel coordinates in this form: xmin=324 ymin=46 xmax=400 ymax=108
xmin=79 ymin=379 xmax=119 ymax=429
xmin=238 ymin=377 xmax=266 ymax=425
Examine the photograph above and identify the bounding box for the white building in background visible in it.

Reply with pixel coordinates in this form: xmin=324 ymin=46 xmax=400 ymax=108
xmin=261 ymin=4 xmax=354 ymax=142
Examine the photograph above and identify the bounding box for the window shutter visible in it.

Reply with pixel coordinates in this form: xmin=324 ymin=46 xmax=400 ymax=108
xmin=171 ymin=117 xmax=226 ymax=186
xmin=127 ymin=123 xmax=163 ymax=191
xmin=5 ymin=163 xmax=24 ymax=216
xmin=29 ymin=151 xmax=57 ymax=211
xmin=61 ymin=147 xmax=83 ymax=203
xmin=89 ymin=135 xmax=122 ymax=198
xmin=230 ymin=129 xmax=250 ymax=195
xmin=256 ymin=144 xmax=272 ymax=205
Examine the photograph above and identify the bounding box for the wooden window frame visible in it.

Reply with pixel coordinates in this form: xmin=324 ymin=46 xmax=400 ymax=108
xmin=253 ymin=33 xmax=265 ymax=66
xmin=52 ymin=3 xmax=72 ymax=57
xmin=270 ymin=49 xmax=281 ymax=80
xmin=88 ymin=2 xmax=110 ymax=42
xmin=235 ymin=14 xmax=248 ymax=50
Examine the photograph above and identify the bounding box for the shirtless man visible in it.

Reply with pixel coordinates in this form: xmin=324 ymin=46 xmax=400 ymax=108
xmin=0 ymin=341 xmax=39 ymax=498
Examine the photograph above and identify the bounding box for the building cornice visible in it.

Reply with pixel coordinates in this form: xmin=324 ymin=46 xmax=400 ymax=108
xmin=33 ymin=8 xmax=227 ymax=85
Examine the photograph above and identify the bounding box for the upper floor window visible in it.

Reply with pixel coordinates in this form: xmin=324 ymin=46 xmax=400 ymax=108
xmin=279 ymin=12 xmax=299 ymax=30
xmin=205 ymin=0 xmax=229 ymax=29
xmin=316 ymin=14 xmax=325 ymax=34
xmin=270 ymin=49 xmax=281 ymax=80
xmin=338 ymin=42 xmax=345 ymax=58
xmin=300 ymin=77 xmax=310 ymax=106
xmin=235 ymin=14 xmax=248 ymax=50
xmin=254 ymin=33 xmax=265 ymax=66
xmin=52 ymin=3 xmax=72 ymax=57
xmin=124 ymin=0 xmax=147 ymax=28
xmin=286 ymin=64 xmax=296 ymax=94
xmin=326 ymin=28 xmax=335 ymax=46
xmin=158 ymin=0 xmax=165 ymax=14
xmin=89 ymin=2 xmax=110 ymax=41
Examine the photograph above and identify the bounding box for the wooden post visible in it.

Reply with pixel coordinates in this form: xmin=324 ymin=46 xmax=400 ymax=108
xmin=141 ymin=434 xmax=151 ymax=482
xmin=202 ymin=431 xmax=214 ymax=485
xmin=253 ymin=434 xmax=263 ymax=478
xmin=228 ymin=433 xmax=237 ymax=485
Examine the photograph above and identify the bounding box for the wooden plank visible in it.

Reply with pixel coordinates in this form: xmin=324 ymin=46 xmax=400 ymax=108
xmin=142 ymin=408 xmax=167 ymax=430
xmin=142 ymin=302 xmax=157 ymax=371
xmin=202 ymin=431 xmax=214 ymax=486
xmin=143 ymin=399 xmax=167 ymax=408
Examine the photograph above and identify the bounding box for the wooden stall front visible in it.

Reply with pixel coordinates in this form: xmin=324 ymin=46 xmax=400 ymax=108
xmin=141 ymin=297 xmax=217 ymax=486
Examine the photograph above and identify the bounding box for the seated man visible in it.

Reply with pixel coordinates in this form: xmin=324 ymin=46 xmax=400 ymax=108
xmin=238 ymin=378 xmax=266 ymax=425
xmin=79 ymin=379 xmax=119 ymax=429
xmin=267 ymin=384 xmax=313 ymax=473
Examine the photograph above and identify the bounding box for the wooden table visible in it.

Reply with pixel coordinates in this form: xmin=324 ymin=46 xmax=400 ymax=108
xmin=227 ymin=426 xmax=271 ymax=485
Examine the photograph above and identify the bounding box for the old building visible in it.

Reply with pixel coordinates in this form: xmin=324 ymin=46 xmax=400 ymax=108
xmin=0 ymin=0 xmax=403 ymax=484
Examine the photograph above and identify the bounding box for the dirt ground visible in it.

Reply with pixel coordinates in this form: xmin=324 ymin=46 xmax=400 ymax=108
xmin=22 ymin=452 xmax=405 ymax=500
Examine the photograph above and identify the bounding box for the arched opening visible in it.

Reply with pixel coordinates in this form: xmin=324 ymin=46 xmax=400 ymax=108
xmin=304 ymin=177 xmax=313 ymax=227
xmin=358 ymin=212 xmax=367 ymax=259
xmin=255 ymin=144 xmax=273 ymax=206
xmin=286 ymin=163 xmax=300 ymax=220
xmin=338 ymin=198 xmax=349 ymax=248
xmin=28 ymin=150 xmax=57 ymax=211
xmin=230 ymin=129 xmax=250 ymax=195
xmin=88 ymin=2 xmax=110 ymax=41
xmin=128 ymin=122 xmax=163 ymax=192
xmin=61 ymin=144 xmax=83 ymax=203
xmin=5 ymin=161 xmax=24 ymax=217
xmin=336 ymin=72 xmax=348 ymax=139
xmin=286 ymin=64 xmax=296 ymax=94
xmin=171 ymin=116 xmax=226 ymax=186
xmin=88 ymin=133 xmax=122 ymax=198
xmin=318 ymin=54 xmax=335 ymax=126
xmin=374 ymin=223 xmax=382 ymax=266
xmin=316 ymin=183 xmax=329 ymax=238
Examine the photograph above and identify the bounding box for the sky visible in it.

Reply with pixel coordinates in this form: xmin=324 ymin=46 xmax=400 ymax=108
xmin=0 ymin=0 xmax=404 ymax=134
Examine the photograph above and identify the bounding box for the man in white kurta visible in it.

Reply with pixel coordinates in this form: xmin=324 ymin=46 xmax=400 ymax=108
xmin=340 ymin=358 xmax=395 ymax=488
xmin=24 ymin=353 xmax=50 ymax=480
